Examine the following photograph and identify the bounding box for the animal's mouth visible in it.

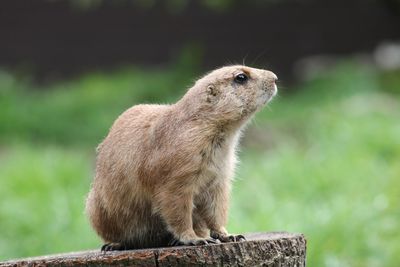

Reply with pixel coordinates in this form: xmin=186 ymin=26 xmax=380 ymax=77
xmin=262 ymin=82 xmax=277 ymax=103
xmin=271 ymin=83 xmax=278 ymax=98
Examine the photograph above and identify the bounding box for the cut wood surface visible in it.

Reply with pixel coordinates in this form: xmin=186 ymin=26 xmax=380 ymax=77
xmin=1 ymin=232 xmax=306 ymax=267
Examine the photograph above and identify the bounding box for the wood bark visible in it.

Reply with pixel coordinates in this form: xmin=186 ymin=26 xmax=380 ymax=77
xmin=1 ymin=232 xmax=306 ymax=267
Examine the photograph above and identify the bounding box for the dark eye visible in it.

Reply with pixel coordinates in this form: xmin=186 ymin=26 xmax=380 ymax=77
xmin=234 ymin=73 xmax=248 ymax=84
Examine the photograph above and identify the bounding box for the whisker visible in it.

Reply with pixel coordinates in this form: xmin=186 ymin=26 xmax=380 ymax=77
xmin=242 ymin=53 xmax=249 ymax=66
xmin=251 ymin=48 xmax=268 ymax=67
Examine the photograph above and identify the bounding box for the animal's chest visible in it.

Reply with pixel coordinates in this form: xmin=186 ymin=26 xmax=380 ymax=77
xmin=196 ymin=139 xmax=235 ymax=190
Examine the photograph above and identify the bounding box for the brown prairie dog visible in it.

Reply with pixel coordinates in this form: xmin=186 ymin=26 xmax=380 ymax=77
xmin=85 ymin=65 xmax=278 ymax=250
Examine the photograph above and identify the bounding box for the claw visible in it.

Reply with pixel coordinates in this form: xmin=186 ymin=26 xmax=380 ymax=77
xmin=227 ymin=234 xmax=246 ymax=242
xmin=169 ymin=237 xmax=219 ymax=247
xmin=211 ymin=231 xmax=246 ymax=243
xmin=101 ymin=244 xmax=108 ymax=252
xmin=190 ymin=239 xmax=206 ymax=245
xmin=206 ymin=237 xmax=220 ymax=244
xmin=101 ymin=242 xmax=126 ymax=252
xmin=168 ymin=238 xmax=183 ymax=246
xmin=236 ymin=234 xmax=246 ymax=242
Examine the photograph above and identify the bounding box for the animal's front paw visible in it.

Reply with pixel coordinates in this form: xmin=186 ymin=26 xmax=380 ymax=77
xmin=210 ymin=230 xmax=246 ymax=243
xmin=169 ymin=237 xmax=220 ymax=246
xmin=101 ymin=242 xmax=127 ymax=251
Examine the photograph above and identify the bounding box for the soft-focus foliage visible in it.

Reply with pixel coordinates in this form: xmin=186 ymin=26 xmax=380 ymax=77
xmin=0 ymin=61 xmax=399 ymax=266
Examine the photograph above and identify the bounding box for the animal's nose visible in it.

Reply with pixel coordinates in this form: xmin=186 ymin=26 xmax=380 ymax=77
xmin=271 ymin=73 xmax=278 ymax=82
xmin=264 ymin=71 xmax=278 ymax=83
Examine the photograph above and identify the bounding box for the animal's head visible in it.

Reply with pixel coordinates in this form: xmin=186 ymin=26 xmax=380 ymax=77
xmin=184 ymin=65 xmax=278 ymax=124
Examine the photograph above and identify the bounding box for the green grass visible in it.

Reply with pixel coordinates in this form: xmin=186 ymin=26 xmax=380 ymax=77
xmin=0 ymin=144 xmax=98 ymax=258
xmin=0 ymin=61 xmax=399 ymax=266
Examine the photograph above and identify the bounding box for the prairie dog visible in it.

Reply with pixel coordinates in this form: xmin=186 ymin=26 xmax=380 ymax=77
xmin=85 ymin=65 xmax=278 ymax=250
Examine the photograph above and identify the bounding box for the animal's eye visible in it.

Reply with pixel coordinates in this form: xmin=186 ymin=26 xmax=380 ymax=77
xmin=234 ymin=73 xmax=248 ymax=84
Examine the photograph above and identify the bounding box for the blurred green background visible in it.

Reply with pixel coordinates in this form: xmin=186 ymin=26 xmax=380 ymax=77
xmin=1 ymin=58 xmax=399 ymax=266
xmin=1 ymin=1 xmax=400 ymax=266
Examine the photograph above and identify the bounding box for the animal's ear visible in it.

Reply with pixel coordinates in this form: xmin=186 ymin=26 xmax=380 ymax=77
xmin=206 ymin=84 xmax=218 ymax=96
xmin=206 ymin=84 xmax=220 ymax=103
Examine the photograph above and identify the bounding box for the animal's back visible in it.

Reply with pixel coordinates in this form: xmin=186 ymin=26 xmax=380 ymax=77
xmin=86 ymin=104 xmax=173 ymax=248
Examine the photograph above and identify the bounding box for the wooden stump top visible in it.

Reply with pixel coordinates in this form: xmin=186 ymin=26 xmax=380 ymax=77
xmin=1 ymin=232 xmax=306 ymax=267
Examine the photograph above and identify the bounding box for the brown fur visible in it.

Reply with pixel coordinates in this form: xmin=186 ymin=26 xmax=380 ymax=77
xmin=85 ymin=65 xmax=277 ymax=249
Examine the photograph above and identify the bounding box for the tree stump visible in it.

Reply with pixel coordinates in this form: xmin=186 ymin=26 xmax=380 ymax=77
xmin=1 ymin=232 xmax=306 ymax=267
